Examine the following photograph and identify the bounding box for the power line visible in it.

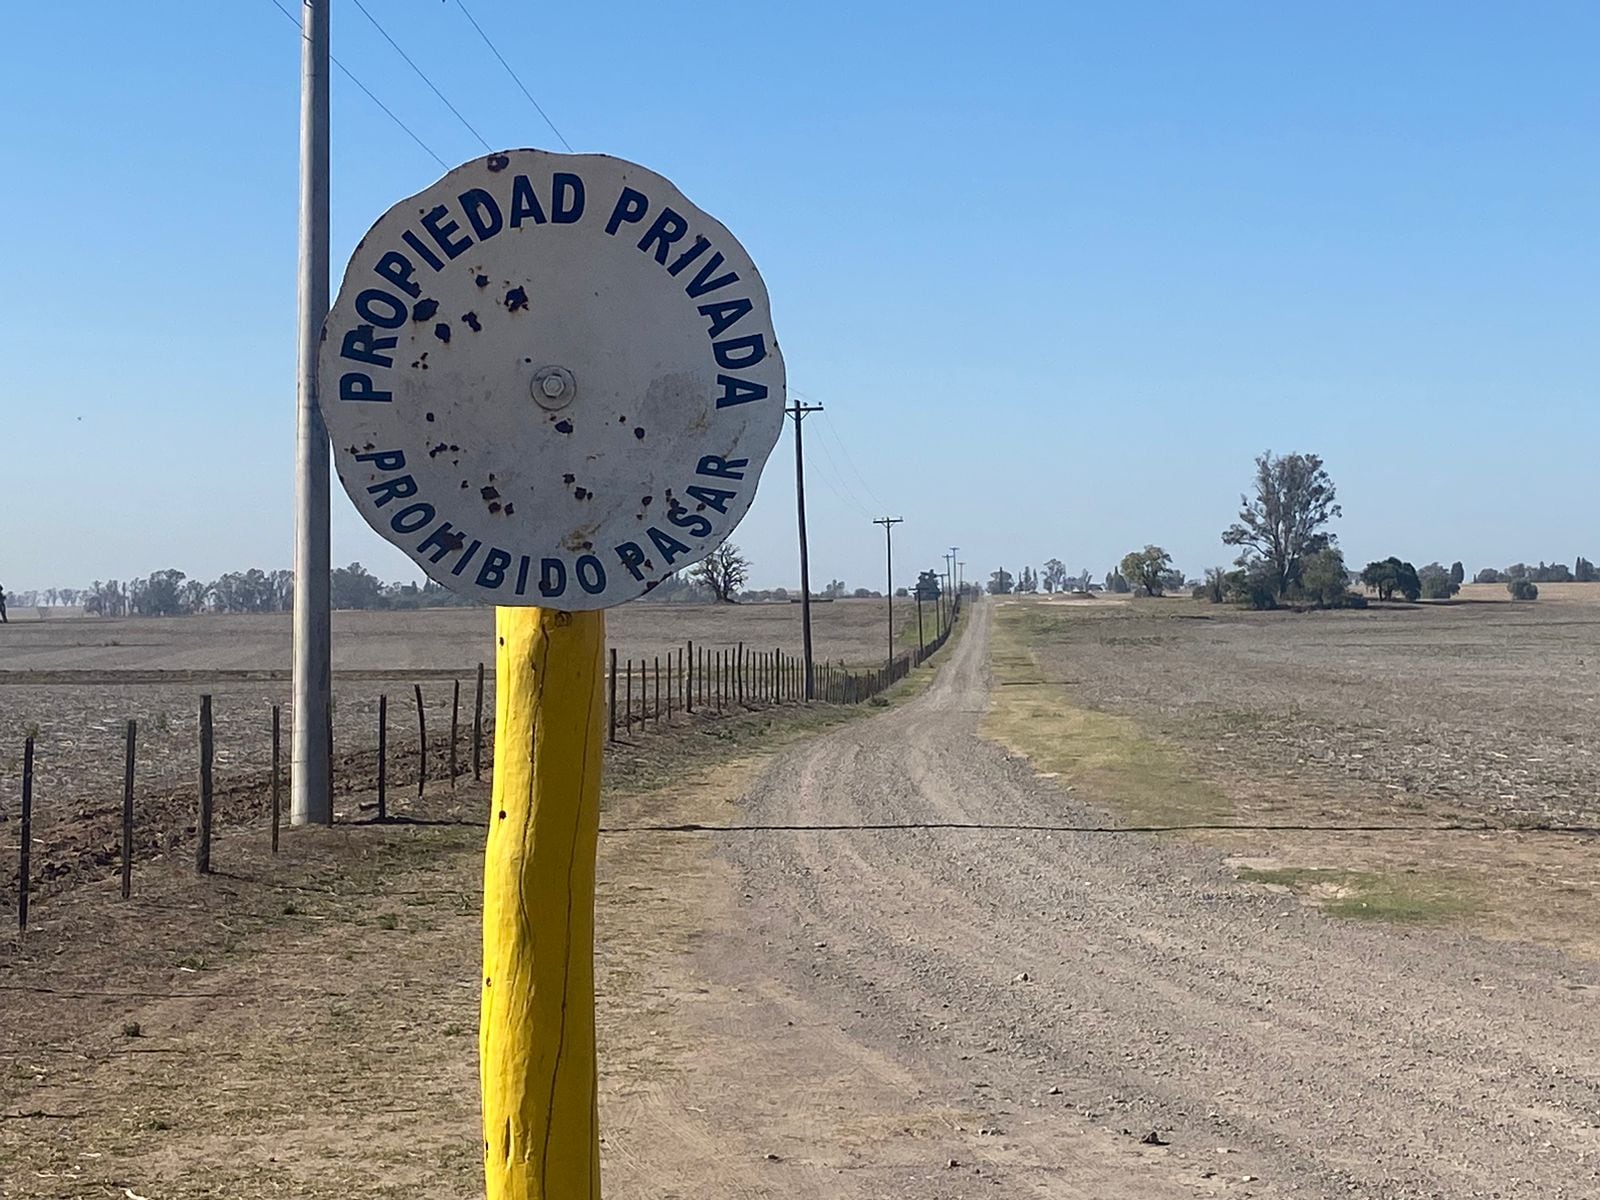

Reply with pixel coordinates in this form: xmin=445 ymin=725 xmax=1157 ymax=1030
xmin=349 ymin=0 xmax=491 ymax=152
xmin=819 ymin=413 xmax=888 ymax=511
xmin=451 ymin=0 xmax=574 ymax=152
xmin=810 ymin=433 xmax=874 ymax=518
xmin=264 ymin=0 xmax=449 ymax=170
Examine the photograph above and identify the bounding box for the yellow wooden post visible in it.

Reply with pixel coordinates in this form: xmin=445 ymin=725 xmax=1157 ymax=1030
xmin=481 ymin=605 xmax=606 ymax=1200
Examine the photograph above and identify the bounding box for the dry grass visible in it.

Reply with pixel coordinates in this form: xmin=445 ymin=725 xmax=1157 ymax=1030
xmin=983 ymin=594 xmax=1600 ymax=953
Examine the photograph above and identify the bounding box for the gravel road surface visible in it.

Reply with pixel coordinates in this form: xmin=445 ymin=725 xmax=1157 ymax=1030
xmin=684 ymin=599 xmax=1599 ymax=1198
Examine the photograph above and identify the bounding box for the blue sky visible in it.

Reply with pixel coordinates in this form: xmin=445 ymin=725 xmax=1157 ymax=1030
xmin=3 ymin=1 xmax=1595 ymax=594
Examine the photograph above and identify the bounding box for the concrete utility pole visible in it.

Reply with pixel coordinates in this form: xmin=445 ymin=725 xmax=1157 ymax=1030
xmin=787 ymin=401 xmax=823 ymax=699
xmin=874 ymin=517 xmax=903 ymax=668
xmin=292 ymin=0 xmax=333 ymax=826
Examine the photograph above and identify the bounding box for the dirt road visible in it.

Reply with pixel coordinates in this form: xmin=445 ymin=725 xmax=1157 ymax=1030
xmin=620 ymin=599 xmax=1600 ymax=1198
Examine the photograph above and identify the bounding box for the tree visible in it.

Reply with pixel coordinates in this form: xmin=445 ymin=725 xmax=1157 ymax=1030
xmin=1418 ymin=563 xmax=1460 ymax=600
xmin=1201 ymin=566 xmax=1228 ymax=604
xmin=823 ymin=579 xmax=847 ymax=599
xmin=1473 ymin=567 xmax=1502 ymax=584
xmin=915 ymin=569 xmax=941 ymax=600
xmin=1508 ymin=579 xmax=1539 ymax=601
xmin=1042 ymin=558 xmax=1067 ymax=593
xmin=330 ymin=562 xmax=387 ymax=610
xmin=692 ymin=542 xmax=750 ymax=602
xmin=987 ymin=568 xmax=1014 ymax=595
xmin=1105 ymin=570 xmax=1130 ymax=594
xmin=1222 ymin=451 xmax=1341 ymax=599
xmin=1119 ymin=546 xmax=1179 ymax=597
xmin=1576 ymin=556 xmax=1597 ymax=583
xmin=1298 ymin=549 xmax=1354 ymax=607
xmin=1360 ymin=557 xmax=1421 ymax=603
xmin=1017 ymin=566 xmax=1038 ymax=593
xmin=1449 ymin=561 xmax=1465 ymax=587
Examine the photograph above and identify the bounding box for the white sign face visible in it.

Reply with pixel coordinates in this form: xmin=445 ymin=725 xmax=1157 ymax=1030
xmin=318 ymin=150 xmax=785 ymax=609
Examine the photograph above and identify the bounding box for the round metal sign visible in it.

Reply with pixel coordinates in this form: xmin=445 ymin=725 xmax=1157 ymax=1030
xmin=317 ymin=149 xmax=785 ymax=609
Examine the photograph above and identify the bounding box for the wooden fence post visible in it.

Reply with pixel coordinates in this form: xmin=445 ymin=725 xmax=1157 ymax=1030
xmin=197 ymin=695 xmax=214 ymax=875
xmin=271 ymin=705 xmax=281 ymax=854
xmin=685 ymin=642 xmax=693 ymax=713
xmin=19 ymin=736 xmax=33 ymax=936
xmin=450 ymin=679 xmax=461 ymax=789
xmin=473 ymin=662 xmax=486 ymax=781
xmin=653 ymin=656 xmax=661 ymax=725
xmin=378 ymin=694 xmax=388 ymax=822
xmin=414 ymin=683 xmax=427 ymax=799
xmin=121 ymin=719 xmax=136 ymax=899
xmin=625 ymin=659 xmax=633 ymax=736
xmin=609 ymin=648 xmax=618 ymax=742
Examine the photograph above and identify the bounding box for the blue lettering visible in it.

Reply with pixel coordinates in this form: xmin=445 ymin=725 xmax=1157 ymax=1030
xmin=684 ymin=252 xmax=738 ymax=298
xmin=638 ymin=207 xmax=688 ymax=264
xmin=450 ymin=539 xmax=483 ymax=576
xmin=355 ymin=289 xmax=407 ymax=329
xmin=418 ymin=521 xmax=465 ymax=561
xmin=354 ymin=448 xmax=405 ymax=470
xmin=421 ymin=204 xmax=472 ymax=260
xmin=509 ymin=175 xmax=547 ymax=227
xmin=551 ymin=173 xmax=585 ymax=223
xmin=668 ymin=505 xmax=712 ymax=538
xmin=340 ymin=372 xmax=392 ymax=403
xmin=713 ymin=334 xmax=766 ymax=371
xmin=605 ymin=186 xmax=649 ymax=235
xmin=697 ymin=298 xmax=752 ymax=339
xmin=666 ymin=235 xmax=711 ymax=276
xmin=615 ymin=541 xmax=648 ymax=581
xmin=539 ymin=557 xmax=567 ymax=598
xmin=458 ymin=188 xmax=503 ymax=242
xmin=696 ymin=455 xmax=749 ymax=480
xmin=366 ymin=474 xmax=417 ymax=507
xmin=576 ymin=555 xmax=606 ymax=594
xmin=646 ymin=526 xmax=691 ymax=564
xmin=686 ymin=484 xmax=735 ymax=513
xmin=714 ymin=374 xmax=768 ymax=409
xmin=476 ymin=548 xmax=511 ymax=589
xmin=341 ymin=325 xmax=397 ymax=368
xmin=391 ymin=503 xmax=435 ymax=535
xmin=515 ymin=555 xmax=532 ymax=596
xmin=372 ymin=251 xmax=422 ymax=298
xmin=401 ymin=229 xmax=445 ymax=271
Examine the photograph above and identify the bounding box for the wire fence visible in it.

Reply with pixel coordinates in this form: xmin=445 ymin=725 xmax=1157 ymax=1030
xmin=3 ymin=596 xmax=964 ymax=932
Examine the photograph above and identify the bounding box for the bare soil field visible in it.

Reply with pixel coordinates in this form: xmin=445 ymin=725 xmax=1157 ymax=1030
xmin=0 ymin=600 xmax=904 ymax=915
xmin=5 ymin=602 xmax=1598 ymax=1198
xmin=985 ymin=586 xmax=1600 ymax=956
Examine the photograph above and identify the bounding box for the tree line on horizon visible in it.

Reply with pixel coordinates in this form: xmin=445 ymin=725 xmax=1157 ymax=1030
xmin=986 ymin=451 xmax=1595 ymax=609
xmin=8 ymin=545 xmax=983 ymax=617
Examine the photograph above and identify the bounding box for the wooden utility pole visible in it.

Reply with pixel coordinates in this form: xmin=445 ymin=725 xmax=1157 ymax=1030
xmin=787 ymin=401 xmax=823 ymax=700
xmin=482 ymin=608 xmax=605 ymax=1200
xmin=874 ymin=517 xmax=904 ymax=669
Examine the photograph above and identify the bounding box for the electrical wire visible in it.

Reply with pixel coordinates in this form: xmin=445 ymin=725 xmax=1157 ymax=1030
xmin=818 ymin=413 xmax=889 ymax=512
xmin=264 ymin=0 xmax=449 ymax=170
xmin=810 ymin=430 xmax=875 ymax=519
xmin=451 ymin=0 xmax=575 ymax=152
xmin=349 ymin=0 xmax=492 ymax=151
